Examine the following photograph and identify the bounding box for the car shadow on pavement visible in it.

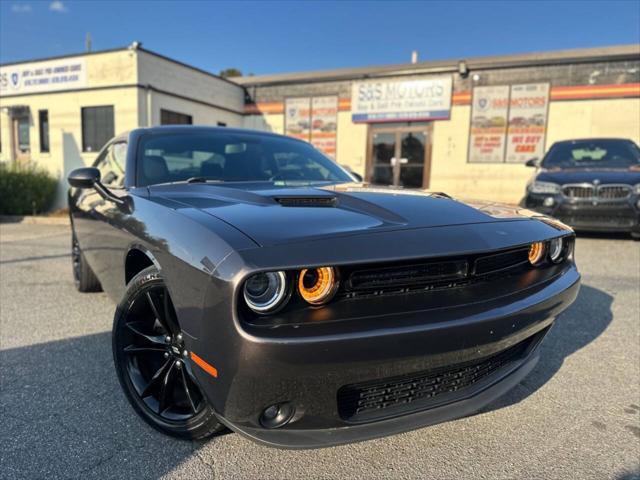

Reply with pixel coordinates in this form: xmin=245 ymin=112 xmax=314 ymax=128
xmin=483 ymin=283 xmax=613 ymax=411
xmin=0 ymin=330 xmax=212 ymax=479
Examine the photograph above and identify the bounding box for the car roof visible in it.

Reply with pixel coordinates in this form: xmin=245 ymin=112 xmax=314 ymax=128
xmin=120 ymin=125 xmax=307 ymax=144
xmin=551 ymin=138 xmax=636 ymax=145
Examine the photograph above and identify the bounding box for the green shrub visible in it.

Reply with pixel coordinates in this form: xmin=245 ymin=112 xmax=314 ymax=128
xmin=0 ymin=163 xmax=58 ymax=215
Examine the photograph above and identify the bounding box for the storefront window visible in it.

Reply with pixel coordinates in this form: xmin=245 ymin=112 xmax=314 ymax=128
xmin=17 ymin=117 xmax=30 ymax=152
xmin=82 ymin=105 xmax=114 ymax=152
xmin=160 ymin=109 xmax=193 ymax=125
xmin=39 ymin=110 xmax=49 ymax=153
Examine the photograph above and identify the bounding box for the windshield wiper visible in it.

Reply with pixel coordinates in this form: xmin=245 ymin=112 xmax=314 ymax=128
xmin=185 ymin=177 xmax=223 ymax=184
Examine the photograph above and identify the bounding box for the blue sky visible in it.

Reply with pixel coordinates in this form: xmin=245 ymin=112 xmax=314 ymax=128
xmin=1 ymin=0 xmax=639 ymax=75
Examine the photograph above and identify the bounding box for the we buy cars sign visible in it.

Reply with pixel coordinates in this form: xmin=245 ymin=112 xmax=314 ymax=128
xmin=505 ymin=83 xmax=550 ymax=163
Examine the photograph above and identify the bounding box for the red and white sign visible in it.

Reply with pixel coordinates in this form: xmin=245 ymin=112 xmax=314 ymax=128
xmin=284 ymin=97 xmax=311 ymax=141
xmin=310 ymin=96 xmax=338 ymax=158
xmin=468 ymin=86 xmax=510 ymax=163
xmin=505 ymin=83 xmax=550 ymax=163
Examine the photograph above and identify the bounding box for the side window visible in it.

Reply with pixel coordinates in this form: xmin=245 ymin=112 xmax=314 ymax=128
xmin=95 ymin=142 xmax=126 ymax=188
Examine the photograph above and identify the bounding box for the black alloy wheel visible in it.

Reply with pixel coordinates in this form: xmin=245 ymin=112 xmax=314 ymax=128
xmin=113 ymin=266 xmax=224 ymax=439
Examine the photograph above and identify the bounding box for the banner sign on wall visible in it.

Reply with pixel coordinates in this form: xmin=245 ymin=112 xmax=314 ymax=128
xmin=505 ymin=83 xmax=550 ymax=163
xmin=285 ymin=96 xmax=338 ymax=158
xmin=284 ymin=97 xmax=312 ymax=141
xmin=0 ymin=58 xmax=87 ymax=95
xmin=468 ymin=86 xmax=510 ymax=163
xmin=351 ymin=76 xmax=452 ymax=123
xmin=310 ymin=96 xmax=338 ymax=158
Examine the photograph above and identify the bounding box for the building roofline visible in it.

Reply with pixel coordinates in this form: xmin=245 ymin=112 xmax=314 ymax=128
xmin=0 ymin=44 xmax=243 ymax=89
xmin=0 ymin=46 xmax=131 ymax=67
xmin=135 ymin=47 xmax=243 ymax=88
xmin=234 ymin=44 xmax=640 ymax=87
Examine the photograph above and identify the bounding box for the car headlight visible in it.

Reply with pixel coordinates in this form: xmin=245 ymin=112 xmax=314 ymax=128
xmin=529 ymin=181 xmax=561 ymax=194
xmin=548 ymin=237 xmax=564 ymax=263
xmin=633 ymin=183 xmax=640 ymax=195
xmin=528 ymin=242 xmax=546 ymax=266
xmin=243 ymin=271 xmax=289 ymax=313
xmin=298 ymin=267 xmax=339 ymax=305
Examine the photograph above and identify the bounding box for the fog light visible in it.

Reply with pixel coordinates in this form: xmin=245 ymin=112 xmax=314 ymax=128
xmin=543 ymin=197 xmax=555 ymax=207
xmin=636 ymin=199 xmax=640 ymax=209
xmin=260 ymin=402 xmax=295 ymax=429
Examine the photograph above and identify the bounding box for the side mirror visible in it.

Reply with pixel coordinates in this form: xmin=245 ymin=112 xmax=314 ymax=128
xmin=68 ymin=166 xmax=127 ymax=207
xmin=68 ymin=167 xmax=101 ymax=188
xmin=525 ymin=158 xmax=539 ymax=167
xmin=351 ymin=172 xmax=364 ymax=182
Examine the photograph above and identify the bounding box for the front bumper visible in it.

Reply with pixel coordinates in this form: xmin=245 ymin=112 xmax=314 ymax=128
xmin=186 ymin=258 xmax=580 ymax=448
xmin=220 ymin=349 xmax=541 ymax=448
xmin=525 ymin=193 xmax=640 ymax=232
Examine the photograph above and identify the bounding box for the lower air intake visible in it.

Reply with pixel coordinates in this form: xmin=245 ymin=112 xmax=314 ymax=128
xmin=337 ymin=334 xmax=539 ymax=422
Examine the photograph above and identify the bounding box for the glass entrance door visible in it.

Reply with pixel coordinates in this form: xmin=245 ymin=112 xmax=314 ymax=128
xmin=11 ymin=115 xmax=31 ymax=164
xmin=370 ymin=132 xmax=395 ymax=186
xmin=368 ymin=124 xmax=431 ymax=188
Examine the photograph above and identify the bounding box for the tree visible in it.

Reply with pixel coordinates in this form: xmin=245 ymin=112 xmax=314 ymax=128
xmin=219 ymin=68 xmax=243 ymax=78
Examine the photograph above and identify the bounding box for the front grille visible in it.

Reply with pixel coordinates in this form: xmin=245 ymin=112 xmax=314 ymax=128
xmin=339 ymin=247 xmax=530 ymax=299
xmin=346 ymin=260 xmax=468 ymax=291
xmin=562 ymin=184 xmax=632 ymax=202
xmin=557 ymin=213 xmax=636 ymax=227
xmin=563 ymin=185 xmax=594 ymax=199
xmin=598 ymin=185 xmax=631 ymax=199
xmin=474 ymin=248 xmax=529 ymax=275
xmin=337 ymin=335 xmax=535 ymax=422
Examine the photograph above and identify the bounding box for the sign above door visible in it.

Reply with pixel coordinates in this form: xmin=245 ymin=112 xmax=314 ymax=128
xmin=351 ymin=76 xmax=452 ymax=123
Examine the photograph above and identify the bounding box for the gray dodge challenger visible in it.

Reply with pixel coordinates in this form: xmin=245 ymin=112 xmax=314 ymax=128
xmin=68 ymin=126 xmax=579 ymax=448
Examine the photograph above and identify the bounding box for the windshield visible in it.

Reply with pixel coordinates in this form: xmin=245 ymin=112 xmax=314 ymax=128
xmin=136 ymin=131 xmax=353 ymax=186
xmin=542 ymin=140 xmax=640 ymax=169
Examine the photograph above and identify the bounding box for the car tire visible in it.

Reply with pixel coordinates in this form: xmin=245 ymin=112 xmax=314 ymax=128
xmin=631 ymin=232 xmax=640 ymax=241
xmin=112 ymin=265 xmax=225 ymax=440
xmin=72 ymin=231 xmax=102 ymax=292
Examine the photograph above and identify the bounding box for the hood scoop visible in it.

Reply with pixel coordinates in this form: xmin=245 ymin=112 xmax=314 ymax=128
xmin=274 ymin=196 xmax=338 ymax=208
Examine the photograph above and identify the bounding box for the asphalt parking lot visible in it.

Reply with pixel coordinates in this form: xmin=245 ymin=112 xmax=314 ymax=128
xmin=0 ymin=222 xmax=639 ymax=480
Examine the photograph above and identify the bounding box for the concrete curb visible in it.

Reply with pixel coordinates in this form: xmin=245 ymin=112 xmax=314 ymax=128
xmin=0 ymin=215 xmax=70 ymax=225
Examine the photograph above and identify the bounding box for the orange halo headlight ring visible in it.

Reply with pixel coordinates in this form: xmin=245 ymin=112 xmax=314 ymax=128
xmin=528 ymin=242 xmax=546 ymax=266
xmin=298 ymin=267 xmax=339 ymax=305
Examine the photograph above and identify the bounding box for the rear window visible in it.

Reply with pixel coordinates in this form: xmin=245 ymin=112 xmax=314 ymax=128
xmin=136 ymin=131 xmax=352 ymax=186
xmin=542 ymin=140 xmax=640 ymax=169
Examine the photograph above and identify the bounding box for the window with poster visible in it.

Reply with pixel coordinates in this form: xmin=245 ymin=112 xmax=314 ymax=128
xmin=284 ymin=96 xmax=338 ymax=159
xmin=468 ymin=83 xmax=550 ymax=163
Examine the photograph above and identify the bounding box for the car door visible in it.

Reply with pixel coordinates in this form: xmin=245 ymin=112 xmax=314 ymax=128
xmin=71 ymin=141 xmax=132 ymax=299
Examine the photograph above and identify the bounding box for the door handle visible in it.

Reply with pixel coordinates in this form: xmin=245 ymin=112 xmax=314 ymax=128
xmin=391 ymin=158 xmax=408 ymax=166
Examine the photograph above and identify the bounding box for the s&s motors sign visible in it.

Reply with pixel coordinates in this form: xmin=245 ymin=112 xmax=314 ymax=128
xmin=0 ymin=57 xmax=87 ymax=95
xmin=351 ymin=76 xmax=452 ymax=123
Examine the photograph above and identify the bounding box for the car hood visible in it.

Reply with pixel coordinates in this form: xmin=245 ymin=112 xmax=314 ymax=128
xmin=149 ymin=182 xmax=537 ymax=247
xmin=535 ymin=169 xmax=640 ymax=185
